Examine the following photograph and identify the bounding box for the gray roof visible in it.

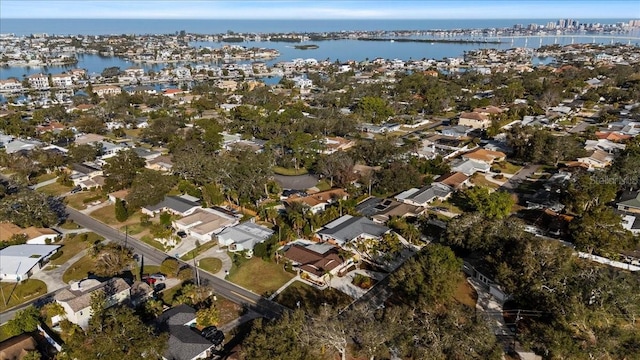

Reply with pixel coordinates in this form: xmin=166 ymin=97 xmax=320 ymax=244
xmin=143 ymin=195 xmax=200 ymax=214
xmin=132 ymin=147 xmax=160 ymax=159
xmin=156 ymin=305 xmax=214 ymax=360
xmin=54 ymin=277 xmax=131 ymax=312
xmin=217 ymin=222 xmax=274 ymax=250
xmin=318 ymin=215 xmax=389 ymax=245
xmin=396 ymin=183 xmax=452 ymax=205
xmin=618 ymin=191 xmax=640 ymax=210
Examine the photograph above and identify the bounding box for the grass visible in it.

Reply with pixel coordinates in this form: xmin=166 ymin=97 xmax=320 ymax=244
xmin=59 ymin=219 xmax=82 ymax=230
xmin=0 ymin=280 xmax=48 ymax=312
xmin=37 ymin=182 xmax=74 ymax=196
xmin=181 ymin=241 xmax=218 ymax=261
xmin=492 ymin=161 xmax=523 ymax=175
xmin=140 ymin=235 xmax=166 ymax=251
xmin=160 ymin=282 xmax=183 ymax=305
xmin=119 ymin=223 xmax=146 ymax=235
xmin=454 ymin=276 xmax=478 ymax=309
xmin=470 ymin=173 xmax=501 ymax=190
xmin=198 ymin=257 xmax=223 ymax=274
xmin=34 ymin=172 xmax=57 ymax=184
xmin=430 ymin=199 xmax=463 ymax=214
xmin=0 ymin=323 xmax=12 ymax=342
xmin=62 ymin=255 xmax=95 ymax=283
xmin=272 ymin=166 xmax=308 ymax=176
xmin=216 ymin=296 xmax=243 ymax=327
xmin=315 ymin=179 xmax=332 ymax=192
xmin=275 ymin=281 xmax=352 ymax=310
xmin=48 ymin=233 xmax=98 ymax=266
xmin=228 ymin=257 xmax=295 ymax=296
xmin=91 ymin=206 xmax=143 ymax=227
xmin=65 ymin=190 xmax=105 ymax=210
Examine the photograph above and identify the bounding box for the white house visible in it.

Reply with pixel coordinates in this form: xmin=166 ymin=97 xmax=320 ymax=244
xmin=216 ymin=221 xmax=274 ymax=254
xmin=172 ymin=208 xmax=239 ymax=243
xmin=27 ymin=73 xmax=49 ymax=90
xmin=52 ymin=278 xmax=131 ymax=329
xmin=0 ymin=244 xmax=61 ymax=282
xmin=51 ymin=73 xmax=74 ymax=87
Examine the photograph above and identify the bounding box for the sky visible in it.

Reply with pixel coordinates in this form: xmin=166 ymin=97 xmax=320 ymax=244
xmin=1 ymin=1 xmax=639 ymax=19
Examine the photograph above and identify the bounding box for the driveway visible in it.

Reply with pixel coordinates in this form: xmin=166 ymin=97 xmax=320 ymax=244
xmin=500 ymin=164 xmax=540 ymax=192
xmin=273 ymin=174 xmax=318 ymax=190
xmin=194 ymin=244 xmax=233 ymax=279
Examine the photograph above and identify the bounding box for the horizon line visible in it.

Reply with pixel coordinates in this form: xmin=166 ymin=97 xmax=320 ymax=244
xmin=2 ymin=17 xmax=636 ymax=20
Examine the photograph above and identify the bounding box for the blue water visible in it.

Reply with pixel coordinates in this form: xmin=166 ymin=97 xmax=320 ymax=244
xmin=1 ymin=19 xmax=638 ymax=79
xmin=1 ymin=18 xmax=633 ymax=36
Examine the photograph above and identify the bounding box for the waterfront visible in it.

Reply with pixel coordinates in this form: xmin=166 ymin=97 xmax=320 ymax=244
xmin=2 ymin=34 xmax=636 ymax=80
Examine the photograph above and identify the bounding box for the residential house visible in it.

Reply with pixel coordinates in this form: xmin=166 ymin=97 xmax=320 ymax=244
xmin=36 ymin=121 xmax=65 ymax=134
xmin=283 ymin=242 xmax=345 ymax=284
xmin=27 ymin=73 xmax=49 ymax=90
xmin=92 ymin=85 xmax=121 ymax=97
xmin=70 ymin=162 xmax=104 ymax=189
xmin=4 ymin=138 xmax=42 ymax=154
xmin=440 ymin=125 xmax=472 ymax=139
xmin=285 ymin=189 xmax=349 ymax=214
xmin=458 ymin=112 xmax=490 ymax=129
xmin=155 ymin=305 xmax=218 ymax=360
xmin=216 ymin=221 xmax=274 ymax=254
xmin=461 ymin=148 xmax=506 ymax=165
xmin=172 ymin=208 xmax=239 ymax=243
xmin=0 ymin=222 xmax=59 ymax=244
xmin=435 ymin=172 xmax=471 ymax=190
xmin=0 ymin=78 xmax=23 ymax=93
xmin=617 ymin=191 xmax=640 ymax=214
xmin=584 ymin=139 xmax=626 ymax=154
xmin=99 ymin=141 xmax=128 ymax=159
xmin=132 ymin=147 xmax=162 ymax=161
xmin=142 ymin=195 xmax=202 ymax=217
xmin=317 ymin=215 xmax=390 ymax=247
xmin=0 ymin=244 xmax=61 ymax=282
xmin=368 ymin=199 xmax=424 ymax=224
xmin=321 ymin=137 xmax=356 ymax=154
xmin=594 ymin=131 xmax=632 ymax=142
xmin=576 ymin=149 xmax=614 ymax=169
xmin=413 ymin=135 xmax=473 ymax=160
xmin=124 ymin=67 xmax=145 ymax=78
xmin=451 ymin=158 xmax=492 ymax=176
xmin=52 ymin=278 xmax=131 ymax=329
xmin=146 ymin=155 xmax=174 ymax=172
xmin=621 ymin=215 xmax=640 ymax=235
xmin=51 ymin=73 xmax=74 ymax=87
xmin=0 ymin=333 xmax=39 ymax=360
xmin=107 ymin=189 xmax=129 ymax=203
xmin=358 ymin=123 xmax=401 ymax=134
xmin=395 ymin=183 xmax=453 ymax=207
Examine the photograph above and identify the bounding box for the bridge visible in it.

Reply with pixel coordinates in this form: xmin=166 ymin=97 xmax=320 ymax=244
xmin=480 ymin=34 xmax=640 ymax=46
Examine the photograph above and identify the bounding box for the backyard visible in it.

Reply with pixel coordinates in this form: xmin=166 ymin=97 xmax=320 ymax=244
xmin=0 ymin=280 xmax=48 ymax=312
xmin=227 ymin=257 xmax=295 ymax=296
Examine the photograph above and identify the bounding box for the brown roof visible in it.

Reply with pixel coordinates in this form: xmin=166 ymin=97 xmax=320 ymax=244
xmin=0 ymin=333 xmax=38 ymax=360
xmin=108 ymin=189 xmax=130 ymax=200
xmin=473 ymin=105 xmax=503 ymax=114
xmin=595 ymin=131 xmax=632 ymax=142
xmin=0 ymin=222 xmax=57 ymax=242
xmin=435 ymin=172 xmax=470 ymax=188
xmin=284 ymin=244 xmax=343 ymax=277
xmin=459 ymin=112 xmax=489 ymax=122
xmin=286 ymin=189 xmax=349 ymax=208
xmin=462 ymin=149 xmax=506 ymax=163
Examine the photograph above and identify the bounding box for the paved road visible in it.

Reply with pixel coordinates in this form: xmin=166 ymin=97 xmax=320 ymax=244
xmin=65 ymin=206 xmax=287 ymax=319
xmin=500 ymin=164 xmax=540 ymax=192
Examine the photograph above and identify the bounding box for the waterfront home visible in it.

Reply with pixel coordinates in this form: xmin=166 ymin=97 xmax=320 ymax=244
xmin=93 ymin=85 xmax=122 ymax=97
xmin=51 ymin=73 xmax=74 ymax=87
xmin=27 ymin=73 xmax=50 ymax=90
xmin=0 ymin=78 xmax=23 ymax=93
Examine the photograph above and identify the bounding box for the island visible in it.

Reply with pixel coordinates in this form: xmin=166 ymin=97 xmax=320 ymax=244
xmin=294 ymin=44 xmax=319 ymax=50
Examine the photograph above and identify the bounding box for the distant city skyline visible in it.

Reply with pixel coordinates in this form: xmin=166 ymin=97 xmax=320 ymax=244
xmin=1 ymin=1 xmax=639 ymax=20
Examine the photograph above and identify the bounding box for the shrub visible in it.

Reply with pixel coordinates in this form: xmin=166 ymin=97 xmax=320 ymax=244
xmin=177 ymin=267 xmax=194 ymax=281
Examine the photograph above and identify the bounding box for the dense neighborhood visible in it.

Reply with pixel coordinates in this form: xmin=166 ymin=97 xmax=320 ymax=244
xmin=1 ymin=19 xmax=640 ymax=360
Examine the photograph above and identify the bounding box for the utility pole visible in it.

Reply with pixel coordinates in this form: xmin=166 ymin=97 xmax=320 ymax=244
xmin=125 ymin=225 xmax=128 ymax=248
xmin=193 ymin=256 xmax=200 ymax=286
xmin=512 ymin=309 xmax=522 ymax=352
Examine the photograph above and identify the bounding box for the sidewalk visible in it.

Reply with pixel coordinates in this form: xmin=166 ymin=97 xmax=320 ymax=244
xmin=267 ymin=275 xmax=301 ymax=301
xmin=29 ymin=177 xmax=58 ymax=190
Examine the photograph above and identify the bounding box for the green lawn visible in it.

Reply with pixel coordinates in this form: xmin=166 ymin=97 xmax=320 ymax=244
xmin=119 ymin=222 xmax=147 ymax=235
xmin=198 ymin=257 xmax=223 ymax=274
xmin=272 ymin=166 xmax=308 ymax=176
xmin=492 ymin=161 xmax=523 ymax=175
xmin=65 ymin=190 xmax=105 ymax=210
xmin=37 ymin=182 xmax=74 ymax=196
xmin=49 ymin=233 xmax=95 ymax=266
xmin=62 ymin=255 xmax=95 ymax=283
xmin=140 ymin=235 xmax=166 ymax=251
xmin=181 ymin=241 xmax=218 ymax=261
xmin=470 ymin=173 xmax=501 ymax=190
xmin=160 ymin=282 xmax=184 ymax=306
xmin=315 ymin=179 xmax=332 ymax=192
xmin=0 ymin=323 xmax=12 ymax=342
xmin=0 ymin=280 xmax=48 ymax=312
xmin=228 ymin=257 xmax=295 ymax=296
xmin=430 ymin=199 xmax=463 ymax=214
xmin=59 ymin=220 xmax=82 ymax=230
xmin=275 ymin=281 xmax=352 ymax=310
xmin=34 ymin=173 xmax=57 ymax=184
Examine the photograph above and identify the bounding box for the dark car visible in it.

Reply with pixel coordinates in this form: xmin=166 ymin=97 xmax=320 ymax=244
xmin=154 ymin=283 xmax=166 ymax=292
xmin=70 ymin=186 xmax=82 ymax=194
xmin=201 ymin=326 xmax=218 ymax=338
xmin=202 ymin=327 xmax=224 ymax=345
xmin=177 ymin=231 xmax=187 ymax=238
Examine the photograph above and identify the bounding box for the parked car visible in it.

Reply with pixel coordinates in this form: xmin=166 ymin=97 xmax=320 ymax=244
xmin=70 ymin=186 xmax=82 ymax=194
xmin=149 ymin=273 xmax=166 ymax=281
xmin=201 ymin=327 xmax=224 ymax=345
xmin=141 ymin=275 xmax=156 ymax=285
xmin=154 ymin=283 xmax=166 ymax=292
xmin=177 ymin=231 xmax=187 ymax=238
